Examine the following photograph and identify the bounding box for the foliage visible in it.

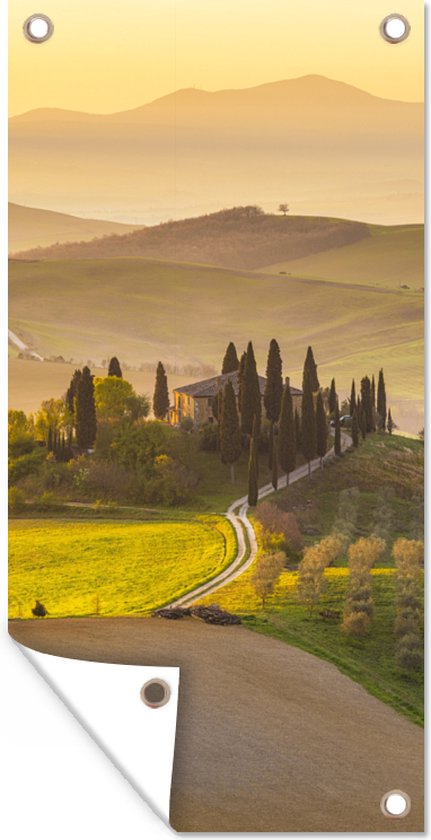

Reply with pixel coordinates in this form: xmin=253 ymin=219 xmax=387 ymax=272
xmin=278 ymin=382 xmax=296 ymax=480
xmin=94 ymin=375 xmax=135 ymax=421
xmin=334 ymin=400 xmax=341 ymax=456
xmin=8 ymin=448 xmax=46 ymax=485
xmin=153 ymin=361 xmax=170 ymax=420
xmin=303 ymin=346 xmax=319 ymax=392
xmin=301 ymin=367 xmax=316 ymax=469
xmin=332 ymin=487 xmax=360 ymax=542
xmin=34 ymin=398 xmax=65 ymax=442
xmin=219 ymin=380 xmax=241 ymax=481
xmin=251 ymin=550 xmax=285 ymax=608
xmin=198 ymin=422 xmax=219 ymax=452
xmin=393 ymin=538 xmax=423 ymax=672
xmin=316 ymin=391 xmax=327 ymax=464
xmin=360 ymin=376 xmax=374 ymax=434
xmin=75 ymin=366 xmax=97 ymax=451
xmin=241 ymin=341 xmax=261 ymax=436
xmin=222 ymin=341 xmax=239 ymax=374
xmin=297 ymin=542 xmax=327 ymax=616
xmin=377 ymin=368 xmax=387 ymax=430
xmin=8 ymin=410 xmax=35 ymax=458
xmin=342 ymin=537 xmax=385 ymax=636
xmin=108 ymin=356 xmax=122 ymax=378
xmin=255 ymin=501 xmax=303 ymax=554
xmin=8 ymin=486 xmax=26 ymax=513
xmin=247 ymin=417 xmax=259 ymax=506
xmin=329 ymin=378 xmax=337 ymax=416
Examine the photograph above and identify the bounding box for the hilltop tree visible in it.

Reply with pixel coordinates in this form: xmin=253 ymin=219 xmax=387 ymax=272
xmin=241 ymin=342 xmax=261 ymax=436
xmin=303 ymin=346 xmax=319 ymax=393
xmin=219 ymin=381 xmax=242 ymax=483
xmin=75 ymin=366 xmax=97 ymax=452
xmin=316 ymin=390 xmax=327 ymax=467
xmin=153 ymin=362 xmax=170 ymax=420
xmin=301 ymin=371 xmax=316 ymax=475
xmin=252 ymin=550 xmax=285 ymax=608
xmin=349 ymin=379 xmax=356 ymax=417
xmin=278 ymin=203 xmax=290 ymax=216
xmin=334 ymin=399 xmax=341 ymax=456
xmin=278 ymin=382 xmax=296 ymax=484
xmin=264 ymin=339 xmax=283 ymax=468
xmin=222 ymin=342 xmax=240 ymax=374
xmin=360 ymin=376 xmax=373 ymax=434
xmin=237 ymin=351 xmax=247 ymax=414
xmin=66 ymin=369 xmax=82 ymax=418
xmin=377 ymin=368 xmax=387 ymax=430
xmin=248 ymin=416 xmax=259 ymax=506
xmin=108 ymin=356 xmax=122 ymax=378
xmin=351 ymin=409 xmax=359 ymax=448
xmin=329 ymin=378 xmax=337 ymax=416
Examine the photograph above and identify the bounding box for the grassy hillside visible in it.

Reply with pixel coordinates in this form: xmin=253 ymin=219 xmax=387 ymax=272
xmin=198 ymin=435 xmax=424 ymax=723
xmin=8 ymin=515 xmax=236 ymax=618
xmin=9 ymin=203 xmax=142 ymax=254
xmin=262 ymin=224 xmax=423 ymax=290
xmin=9 ymin=256 xmax=423 ymax=432
xmin=12 ymin=210 xmax=369 ymax=269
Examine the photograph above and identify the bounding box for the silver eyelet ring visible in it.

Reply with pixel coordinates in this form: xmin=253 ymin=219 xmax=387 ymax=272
xmin=23 ymin=14 xmax=54 ymax=44
xmin=380 ymin=790 xmax=411 ymax=819
xmin=380 ymin=14 xmax=411 ymax=44
xmin=140 ymin=679 xmax=171 ymax=709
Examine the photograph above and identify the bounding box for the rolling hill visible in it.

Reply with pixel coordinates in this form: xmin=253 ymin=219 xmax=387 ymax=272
xmin=261 ymin=224 xmax=424 ymax=290
xmin=8 ymin=203 xmax=143 ymax=254
xmin=9 ymin=75 xmax=423 ymax=225
xmin=8 ymin=256 xmax=423 ymax=433
xmin=12 ymin=210 xmax=370 ymax=269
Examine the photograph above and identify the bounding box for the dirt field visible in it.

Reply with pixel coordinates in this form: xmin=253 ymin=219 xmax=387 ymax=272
xmin=9 ymin=618 xmax=423 ymax=832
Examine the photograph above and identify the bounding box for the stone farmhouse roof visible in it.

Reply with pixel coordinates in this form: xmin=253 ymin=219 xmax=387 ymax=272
xmin=173 ymin=370 xmax=302 ymax=399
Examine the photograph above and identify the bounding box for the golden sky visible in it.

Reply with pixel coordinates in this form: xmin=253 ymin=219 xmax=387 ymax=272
xmin=9 ymin=0 xmax=423 ymax=116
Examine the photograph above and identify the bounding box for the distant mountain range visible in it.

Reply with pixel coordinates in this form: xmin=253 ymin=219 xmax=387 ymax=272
xmin=8 ymin=203 xmax=142 ymax=254
xmin=9 ymin=76 xmax=423 ymax=226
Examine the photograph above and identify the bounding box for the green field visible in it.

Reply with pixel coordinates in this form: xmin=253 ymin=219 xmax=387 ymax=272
xmin=9 ymin=255 xmax=423 ymax=432
xmin=261 ymin=224 xmax=424 ymax=290
xmin=8 ymin=515 xmax=236 ymax=619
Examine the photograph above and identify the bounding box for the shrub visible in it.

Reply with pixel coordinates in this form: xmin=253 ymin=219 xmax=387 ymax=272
xmin=71 ymin=456 xmax=133 ymax=501
xmin=198 ymin=423 xmax=219 ymax=452
xmin=396 ymin=633 xmax=423 ymax=670
xmin=8 ymin=486 xmax=26 ymax=513
xmin=342 ymin=611 xmax=371 ymax=637
xmin=9 ymin=448 xmax=46 ymax=485
xmin=255 ymin=501 xmax=303 ymax=553
xmin=36 ymin=491 xmax=60 ymax=511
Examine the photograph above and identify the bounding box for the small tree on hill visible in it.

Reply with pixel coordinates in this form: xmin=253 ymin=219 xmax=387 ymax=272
xmin=219 ymin=381 xmax=241 ymax=483
xmin=278 ymin=382 xmax=296 ymax=484
xmin=377 ymin=368 xmax=387 ymax=431
xmin=329 ymin=378 xmax=337 ymax=416
xmin=278 ymin=203 xmax=290 ymax=216
xmin=75 ymin=366 xmax=97 ymax=452
xmin=222 ymin=342 xmax=240 ymax=374
xmin=251 ymin=550 xmax=285 ymax=608
xmin=264 ymin=338 xmax=283 ymax=468
xmin=153 ymin=362 xmax=170 ymax=420
xmin=108 ymin=356 xmax=122 ymax=378
xmin=334 ymin=400 xmax=341 ymax=456
xmin=316 ymin=391 xmax=327 ymax=468
xmin=387 ymin=408 xmax=394 ymax=435
xmin=241 ymin=342 xmax=261 ymax=436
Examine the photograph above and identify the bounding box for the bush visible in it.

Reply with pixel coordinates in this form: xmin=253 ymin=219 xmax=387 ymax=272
xmin=341 ymin=611 xmax=371 ymax=636
xmin=8 ymin=448 xmax=46 ymax=485
xmin=71 ymin=457 xmax=133 ymax=501
xmin=198 ymin=423 xmax=219 ymax=452
xmin=35 ymin=491 xmax=60 ymax=511
xmin=255 ymin=501 xmax=303 ymax=552
xmin=396 ymin=633 xmax=423 ymax=670
xmin=394 ymin=607 xmax=422 ymax=638
xmin=8 ymin=486 xmax=26 ymax=513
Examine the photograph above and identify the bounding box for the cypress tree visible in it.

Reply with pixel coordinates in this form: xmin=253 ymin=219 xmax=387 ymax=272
xmin=295 ymin=408 xmax=302 ymax=452
xmin=66 ymin=369 xmax=82 ymax=417
xmin=352 ymin=409 xmax=359 ymax=448
xmin=387 ymin=408 xmax=394 ymax=435
xmin=271 ymin=433 xmax=279 ymax=490
xmin=301 ymin=371 xmax=317 ymax=476
xmin=248 ymin=417 xmax=259 ymax=506
xmin=153 ymin=362 xmax=170 ymax=420
xmin=377 ymin=368 xmax=387 ymax=430
xmin=75 ymin=366 xmax=97 ymax=452
xmin=334 ymin=400 xmax=342 ymax=456
xmin=237 ymin=351 xmax=247 ymax=415
xmin=350 ymin=379 xmax=356 ymax=417
xmin=303 ymin=346 xmax=319 ymax=392
xmin=278 ymin=382 xmax=296 ymax=484
xmin=329 ymin=378 xmax=337 ymax=416
xmin=222 ymin=342 xmax=240 ymax=374
xmin=211 ymin=387 xmax=223 ymax=423
xmin=371 ymin=374 xmax=376 ymax=411
xmin=264 ymin=339 xmax=283 ymax=468
xmin=219 ymin=381 xmax=242 ymax=483
xmin=316 ymin=390 xmax=327 ymax=468
xmin=108 ymin=356 xmax=122 ymax=378
xmin=241 ymin=341 xmax=261 ymax=436
xmin=360 ymin=376 xmax=373 ymax=434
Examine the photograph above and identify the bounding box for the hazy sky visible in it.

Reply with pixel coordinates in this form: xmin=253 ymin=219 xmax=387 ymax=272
xmin=10 ymin=0 xmax=423 ymax=116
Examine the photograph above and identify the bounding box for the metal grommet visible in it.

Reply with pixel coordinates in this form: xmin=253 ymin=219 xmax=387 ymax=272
xmin=380 ymin=14 xmax=411 ymax=44
xmin=140 ymin=679 xmax=171 ymax=709
xmin=23 ymin=14 xmax=54 ymax=44
xmin=380 ymin=790 xmax=411 ymax=819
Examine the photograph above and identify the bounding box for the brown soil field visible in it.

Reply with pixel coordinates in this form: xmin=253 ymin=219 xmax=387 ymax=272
xmin=9 ymin=618 xmax=423 ymax=832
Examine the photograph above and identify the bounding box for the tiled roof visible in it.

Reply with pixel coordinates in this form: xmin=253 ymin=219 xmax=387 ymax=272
xmin=174 ymin=370 xmax=302 ymax=398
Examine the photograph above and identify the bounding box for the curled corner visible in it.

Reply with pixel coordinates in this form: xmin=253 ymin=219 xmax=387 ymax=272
xmin=15 ymin=641 xmax=179 ymax=827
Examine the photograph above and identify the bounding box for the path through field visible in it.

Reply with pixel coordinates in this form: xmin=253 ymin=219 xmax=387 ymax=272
xmin=169 ymin=432 xmax=350 ymax=607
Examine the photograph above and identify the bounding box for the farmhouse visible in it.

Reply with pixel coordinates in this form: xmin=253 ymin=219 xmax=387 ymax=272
xmin=170 ymin=370 xmax=302 ymax=426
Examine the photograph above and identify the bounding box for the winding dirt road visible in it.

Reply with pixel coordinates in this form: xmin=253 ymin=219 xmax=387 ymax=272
xmin=170 ymin=432 xmax=350 ymax=607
